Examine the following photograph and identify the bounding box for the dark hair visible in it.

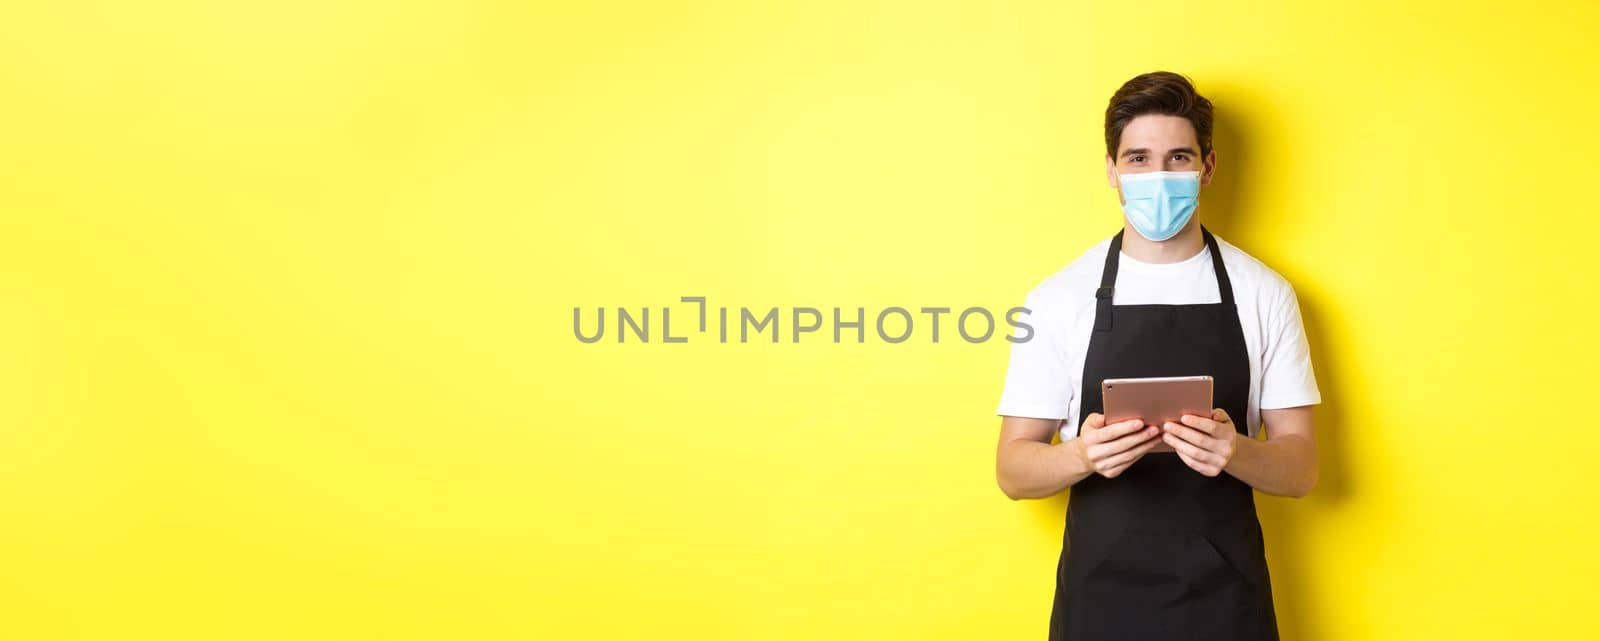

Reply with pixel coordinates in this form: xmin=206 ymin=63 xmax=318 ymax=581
xmin=1104 ymin=71 xmax=1213 ymax=160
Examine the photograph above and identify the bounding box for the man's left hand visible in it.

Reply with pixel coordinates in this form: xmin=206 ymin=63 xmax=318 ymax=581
xmin=1161 ymin=408 xmax=1238 ymax=477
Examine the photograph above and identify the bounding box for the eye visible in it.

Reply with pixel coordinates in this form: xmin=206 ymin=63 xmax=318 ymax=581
xmin=1130 ymin=154 xmax=1146 ymax=163
xmin=1172 ymin=153 xmax=1189 ymax=161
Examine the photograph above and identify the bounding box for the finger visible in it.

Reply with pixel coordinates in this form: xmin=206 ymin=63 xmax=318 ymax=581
xmin=1086 ymin=418 xmax=1147 ymax=444
xmin=1171 ymin=445 xmax=1220 ymax=476
xmin=1083 ymin=412 xmax=1105 ymax=429
xmin=1098 ymin=440 xmax=1160 ymax=478
xmin=1100 ymin=441 xmax=1152 ymax=473
xmin=1212 ymin=407 xmax=1231 ymax=424
xmin=1179 ymin=413 xmax=1220 ymax=435
xmin=1088 ymin=425 xmax=1159 ymax=459
xmin=1099 ymin=459 xmax=1136 ymax=478
xmin=1100 ymin=433 xmax=1162 ymax=468
xmin=1168 ymin=437 xmax=1222 ymax=476
xmin=1163 ymin=421 xmax=1218 ymax=451
xmin=1088 ymin=425 xmax=1158 ymax=460
xmin=1163 ymin=432 xmax=1226 ymax=469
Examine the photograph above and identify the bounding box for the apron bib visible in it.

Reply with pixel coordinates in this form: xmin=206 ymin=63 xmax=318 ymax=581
xmin=1048 ymin=227 xmax=1278 ymax=641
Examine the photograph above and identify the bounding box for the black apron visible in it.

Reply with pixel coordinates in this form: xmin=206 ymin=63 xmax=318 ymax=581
xmin=1048 ymin=227 xmax=1278 ymax=641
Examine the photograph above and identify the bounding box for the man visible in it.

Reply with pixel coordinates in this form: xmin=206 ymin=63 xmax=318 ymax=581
xmin=994 ymin=71 xmax=1322 ymax=641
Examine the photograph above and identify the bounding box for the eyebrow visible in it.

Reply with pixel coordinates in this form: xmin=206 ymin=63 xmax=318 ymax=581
xmin=1121 ymin=147 xmax=1198 ymax=159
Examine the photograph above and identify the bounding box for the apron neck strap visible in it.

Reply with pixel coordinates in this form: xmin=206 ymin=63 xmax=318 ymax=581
xmin=1201 ymin=226 xmax=1236 ymax=306
xmin=1093 ymin=225 xmax=1236 ymax=333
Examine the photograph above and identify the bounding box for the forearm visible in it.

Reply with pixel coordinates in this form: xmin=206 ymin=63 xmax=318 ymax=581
xmin=996 ymin=437 xmax=1092 ymax=499
xmin=1224 ymin=433 xmax=1317 ymax=497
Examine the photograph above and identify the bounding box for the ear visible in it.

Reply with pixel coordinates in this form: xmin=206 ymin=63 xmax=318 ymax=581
xmin=1106 ymin=154 xmax=1119 ymax=188
xmin=1200 ymin=148 xmax=1217 ymax=187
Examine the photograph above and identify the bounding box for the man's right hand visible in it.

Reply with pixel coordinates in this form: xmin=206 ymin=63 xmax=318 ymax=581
xmin=1067 ymin=412 xmax=1161 ymax=478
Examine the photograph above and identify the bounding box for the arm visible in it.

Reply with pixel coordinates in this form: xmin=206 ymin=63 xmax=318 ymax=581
xmin=995 ymin=416 xmax=1085 ymax=500
xmin=996 ymin=413 xmax=1159 ymax=500
xmin=1229 ymin=406 xmax=1317 ymax=497
xmin=1217 ymin=276 xmax=1322 ymax=497
xmin=1160 ymin=405 xmax=1318 ymax=497
xmin=1162 ymin=277 xmax=1322 ymax=496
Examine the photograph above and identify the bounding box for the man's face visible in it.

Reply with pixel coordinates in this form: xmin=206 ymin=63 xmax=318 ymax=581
xmin=1105 ymin=114 xmax=1216 ymax=205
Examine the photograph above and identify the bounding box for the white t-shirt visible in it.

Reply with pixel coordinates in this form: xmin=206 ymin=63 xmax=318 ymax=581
xmin=996 ymin=233 xmax=1321 ymax=440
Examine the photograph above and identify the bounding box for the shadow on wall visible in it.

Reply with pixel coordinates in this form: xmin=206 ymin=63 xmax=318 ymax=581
xmin=1208 ymin=86 xmax=1355 ymax=641
xmin=1018 ymin=90 xmax=1354 ymax=641
xmin=1257 ymin=294 xmax=1350 ymax=641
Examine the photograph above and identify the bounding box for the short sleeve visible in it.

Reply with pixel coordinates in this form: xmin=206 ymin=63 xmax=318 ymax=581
xmin=1259 ymin=282 xmax=1322 ymax=409
xmin=995 ymin=288 xmax=1075 ymax=420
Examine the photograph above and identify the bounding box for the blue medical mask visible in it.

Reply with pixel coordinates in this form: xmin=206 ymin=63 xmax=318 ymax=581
xmin=1116 ymin=169 xmax=1201 ymax=241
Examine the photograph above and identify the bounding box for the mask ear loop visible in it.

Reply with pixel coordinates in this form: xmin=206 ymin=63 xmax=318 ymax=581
xmin=1114 ymin=167 xmax=1148 ymax=226
xmin=1115 ymin=167 xmax=1137 ymax=207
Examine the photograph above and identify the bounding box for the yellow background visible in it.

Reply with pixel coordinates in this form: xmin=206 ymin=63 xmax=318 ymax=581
xmin=2 ymin=2 xmax=1597 ymax=639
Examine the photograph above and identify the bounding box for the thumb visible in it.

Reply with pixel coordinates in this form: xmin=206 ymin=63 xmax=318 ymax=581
xmin=1212 ymin=407 xmax=1231 ymax=423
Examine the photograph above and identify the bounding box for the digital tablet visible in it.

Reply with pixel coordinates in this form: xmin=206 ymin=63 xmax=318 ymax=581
xmin=1101 ymin=375 xmax=1213 ymax=453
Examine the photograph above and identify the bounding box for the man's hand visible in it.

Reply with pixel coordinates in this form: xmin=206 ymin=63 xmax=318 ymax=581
xmin=1068 ymin=412 xmax=1160 ymax=478
xmin=1162 ymin=408 xmax=1238 ymax=476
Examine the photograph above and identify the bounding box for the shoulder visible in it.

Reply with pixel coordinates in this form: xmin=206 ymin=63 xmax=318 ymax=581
xmin=1213 ymin=235 xmax=1298 ymax=312
xmin=1020 ymin=237 xmax=1112 ymax=313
